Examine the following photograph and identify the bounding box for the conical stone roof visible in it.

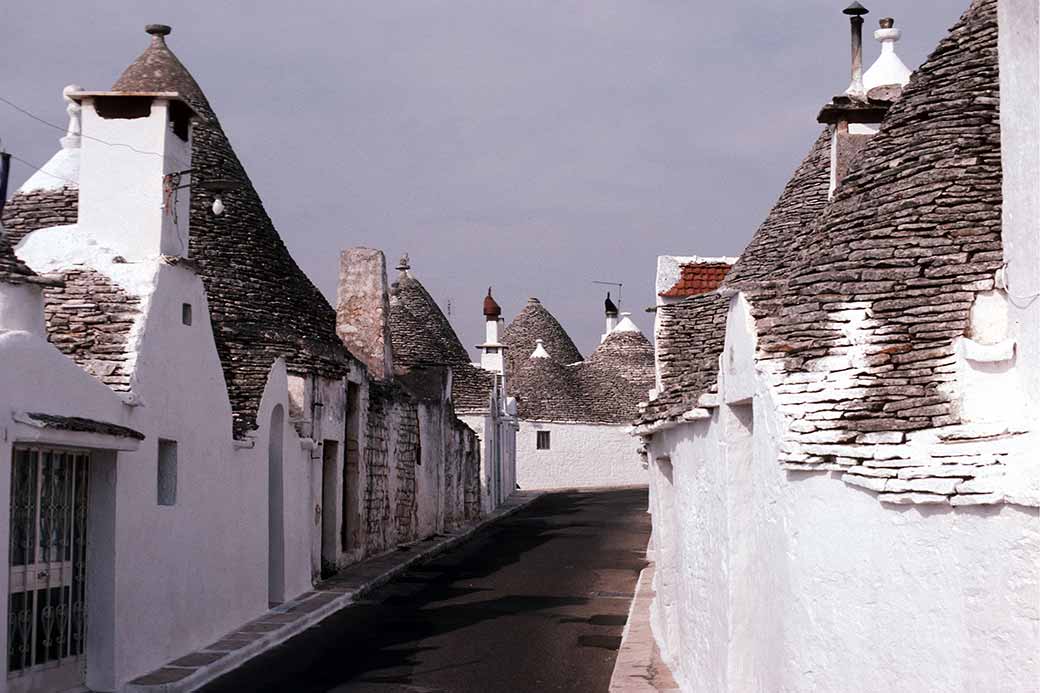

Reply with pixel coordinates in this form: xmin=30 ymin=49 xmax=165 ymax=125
xmin=587 ymin=329 xmax=655 ymax=392
xmin=388 ymin=270 xmax=469 ymax=367
xmin=113 ymin=25 xmax=355 ymax=436
xmin=502 ymin=298 xmax=583 ymax=372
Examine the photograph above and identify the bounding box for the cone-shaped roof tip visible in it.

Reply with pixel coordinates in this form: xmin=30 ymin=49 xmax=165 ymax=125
xmin=483 ymin=287 xmax=502 ymax=318
xmin=146 ymin=24 xmax=172 ymax=38
xmin=843 ymin=2 xmax=868 ymax=16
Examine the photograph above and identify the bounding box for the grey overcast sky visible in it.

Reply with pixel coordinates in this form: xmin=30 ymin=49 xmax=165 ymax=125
xmin=2 ymin=1 xmax=968 ymax=357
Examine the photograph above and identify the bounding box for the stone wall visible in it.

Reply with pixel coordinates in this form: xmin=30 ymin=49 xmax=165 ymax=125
xmin=361 ymin=379 xmax=479 ymax=556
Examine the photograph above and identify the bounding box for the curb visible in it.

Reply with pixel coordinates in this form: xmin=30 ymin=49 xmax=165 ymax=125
xmin=123 ymin=491 xmax=545 ymax=693
xmin=608 ymin=561 xmax=681 ymax=692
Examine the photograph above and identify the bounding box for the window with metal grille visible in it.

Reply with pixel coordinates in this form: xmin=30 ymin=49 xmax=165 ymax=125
xmin=158 ymin=440 xmax=177 ymax=506
xmin=536 ymin=431 xmax=551 ymax=450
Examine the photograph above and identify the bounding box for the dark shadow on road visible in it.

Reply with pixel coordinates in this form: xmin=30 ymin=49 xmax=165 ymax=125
xmin=201 ymin=487 xmax=650 ymax=693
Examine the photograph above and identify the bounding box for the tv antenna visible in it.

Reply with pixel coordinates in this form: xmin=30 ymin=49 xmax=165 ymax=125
xmin=592 ymin=280 xmax=623 ymax=311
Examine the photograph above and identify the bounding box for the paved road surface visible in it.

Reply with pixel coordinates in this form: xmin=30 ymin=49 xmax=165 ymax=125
xmin=201 ymin=487 xmax=651 ymax=693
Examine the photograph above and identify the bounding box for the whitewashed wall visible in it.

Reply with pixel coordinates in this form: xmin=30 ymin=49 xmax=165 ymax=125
xmin=517 ymin=420 xmax=646 ymax=489
xmin=647 ymin=407 xmax=1040 ymax=692
xmin=643 ymin=291 xmax=1040 ymax=692
xmin=459 ymin=408 xmax=517 ymax=513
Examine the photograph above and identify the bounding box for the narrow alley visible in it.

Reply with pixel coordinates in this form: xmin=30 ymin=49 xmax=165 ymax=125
xmin=200 ymin=488 xmax=651 ymax=693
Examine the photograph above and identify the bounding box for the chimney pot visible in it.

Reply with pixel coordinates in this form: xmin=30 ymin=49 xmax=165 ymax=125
xmin=879 ymin=17 xmax=894 ymax=29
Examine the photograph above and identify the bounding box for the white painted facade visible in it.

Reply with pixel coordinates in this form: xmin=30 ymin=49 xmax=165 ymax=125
xmin=642 ymin=288 xmax=1040 ymax=691
xmin=516 ymin=420 xmax=645 ymax=490
xmin=638 ymin=5 xmax=1040 ymax=689
xmin=0 ymin=86 xmax=499 ymax=692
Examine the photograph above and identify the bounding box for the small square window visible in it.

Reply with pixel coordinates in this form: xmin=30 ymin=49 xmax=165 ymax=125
xmin=536 ymin=430 xmax=551 ymax=450
xmin=158 ymin=439 xmax=178 ymax=506
xmin=486 ymin=347 xmax=498 ymax=354
xmin=181 ymin=303 xmax=193 ymax=326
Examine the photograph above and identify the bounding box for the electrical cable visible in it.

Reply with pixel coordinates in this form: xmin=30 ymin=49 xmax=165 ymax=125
xmin=0 ymin=94 xmax=189 ymax=169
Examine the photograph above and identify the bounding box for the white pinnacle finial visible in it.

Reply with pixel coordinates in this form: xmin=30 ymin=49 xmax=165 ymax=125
xmin=863 ymin=18 xmax=912 ymax=94
xmin=531 ymin=339 xmax=550 ymax=359
xmin=61 ymin=84 xmax=83 ymax=150
xmin=612 ymin=312 xmax=641 ymax=334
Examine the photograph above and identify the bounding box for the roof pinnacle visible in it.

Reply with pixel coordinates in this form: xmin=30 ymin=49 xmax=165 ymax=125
xmin=146 ymin=24 xmax=172 ymax=40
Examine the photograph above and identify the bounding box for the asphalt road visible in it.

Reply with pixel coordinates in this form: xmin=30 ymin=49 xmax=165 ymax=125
xmin=200 ymin=487 xmax=651 ymax=693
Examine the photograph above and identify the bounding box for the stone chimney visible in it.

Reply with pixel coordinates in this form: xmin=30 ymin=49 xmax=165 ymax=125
xmin=602 ymin=292 xmax=619 ymax=343
xmin=336 ymin=248 xmax=394 ymax=379
xmin=818 ymin=7 xmax=912 ymax=195
xmin=478 ymin=287 xmax=506 ymax=374
xmin=74 ymin=70 xmax=199 ymax=259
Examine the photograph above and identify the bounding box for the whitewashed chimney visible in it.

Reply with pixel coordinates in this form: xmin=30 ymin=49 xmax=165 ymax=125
xmin=74 ymin=88 xmax=198 ymax=260
xmin=478 ymin=287 xmax=506 ymax=374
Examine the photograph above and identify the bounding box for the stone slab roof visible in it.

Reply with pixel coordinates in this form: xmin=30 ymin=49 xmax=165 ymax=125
xmin=451 ymin=363 xmax=497 ymax=414
xmin=2 ymin=187 xmax=79 ymax=248
xmin=637 ymin=293 xmax=730 ymax=425
xmin=385 ymin=268 xmax=498 ymax=414
xmin=641 ymin=0 xmax=1022 ymax=506
xmin=502 ymin=298 xmax=583 ymax=372
xmin=510 ymin=326 xmax=654 ymax=425
xmin=658 ymin=262 xmax=732 ymax=298
xmin=587 ymin=330 xmax=655 ymax=392
xmin=388 ymin=271 xmax=470 ymax=367
xmin=0 ymin=234 xmax=37 ymax=285
xmin=112 ymin=28 xmax=356 ymax=436
xmin=756 ymin=0 xmax=1003 ymax=440
xmin=724 ymin=129 xmax=833 ymax=288
xmin=42 ymin=269 xmax=141 ymax=391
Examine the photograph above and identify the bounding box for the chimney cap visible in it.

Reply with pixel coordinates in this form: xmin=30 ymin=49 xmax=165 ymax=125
xmin=483 ymin=287 xmax=502 ymax=318
xmin=145 ymin=24 xmax=172 ymax=37
xmin=843 ymin=2 xmax=869 ymax=16
xmin=879 ymin=17 xmax=894 ymax=29
xmin=396 ymin=253 xmax=410 ymax=271
xmin=605 ymin=291 xmax=619 ymax=315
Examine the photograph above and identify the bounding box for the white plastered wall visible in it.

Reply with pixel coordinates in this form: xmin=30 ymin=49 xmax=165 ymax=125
xmin=999 ymin=0 xmax=1040 ymax=419
xmin=516 ymin=420 xmax=646 ymax=489
xmin=643 ymin=293 xmax=1040 ymax=692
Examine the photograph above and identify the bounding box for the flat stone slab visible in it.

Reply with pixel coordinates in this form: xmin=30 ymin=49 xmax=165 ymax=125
xmin=130 ymin=667 xmax=194 ymax=685
xmin=205 ymin=637 xmax=256 ymax=651
xmin=169 ymin=651 xmax=226 ymax=667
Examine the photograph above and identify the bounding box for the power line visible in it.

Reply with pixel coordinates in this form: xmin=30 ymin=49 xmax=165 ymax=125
xmin=0 ymin=94 xmax=189 ymax=168
xmin=7 ymin=153 xmax=78 ymax=188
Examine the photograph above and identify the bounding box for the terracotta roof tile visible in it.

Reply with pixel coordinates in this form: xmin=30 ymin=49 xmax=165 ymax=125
xmin=658 ymin=263 xmax=732 ymax=298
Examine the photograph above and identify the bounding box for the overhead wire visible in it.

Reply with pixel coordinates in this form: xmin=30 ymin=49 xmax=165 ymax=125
xmin=0 ymin=94 xmax=190 ymax=169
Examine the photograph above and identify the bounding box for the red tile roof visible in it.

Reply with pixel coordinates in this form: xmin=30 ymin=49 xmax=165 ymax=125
xmin=658 ymin=262 xmax=732 ymax=298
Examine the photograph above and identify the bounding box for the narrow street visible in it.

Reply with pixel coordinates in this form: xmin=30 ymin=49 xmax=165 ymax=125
xmin=200 ymin=487 xmax=650 ymax=693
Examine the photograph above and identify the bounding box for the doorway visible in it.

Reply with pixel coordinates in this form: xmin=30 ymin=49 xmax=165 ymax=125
xmin=320 ymin=441 xmax=339 ymax=579
xmin=341 ymin=382 xmax=362 ymax=556
xmin=7 ymin=447 xmax=89 ymax=692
